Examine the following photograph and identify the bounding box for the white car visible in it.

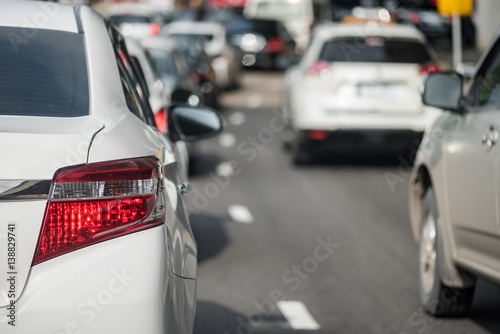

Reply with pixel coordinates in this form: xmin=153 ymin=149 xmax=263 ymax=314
xmin=0 ymin=2 xmax=222 ymax=333
xmin=409 ymin=28 xmax=500 ymax=317
xmin=162 ymin=21 xmax=241 ymax=90
xmin=243 ymin=0 xmax=313 ymax=51
xmin=283 ymin=22 xmax=441 ymax=164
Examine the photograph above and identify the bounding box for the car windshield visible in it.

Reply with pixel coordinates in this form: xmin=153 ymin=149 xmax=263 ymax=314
xmin=254 ymin=1 xmax=307 ymax=19
xmin=147 ymin=48 xmax=178 ymax=77
xmin=227 ymin=19 xmax=278 ymax=37
xmin=318 ymin=37 xmax=432 ymax=64
xmin=0 ymin=27 xmax=89 ymax=117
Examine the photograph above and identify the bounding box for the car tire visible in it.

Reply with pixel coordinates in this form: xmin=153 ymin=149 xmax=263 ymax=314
xmin=418 ymin=188 xmax=475 ymax=317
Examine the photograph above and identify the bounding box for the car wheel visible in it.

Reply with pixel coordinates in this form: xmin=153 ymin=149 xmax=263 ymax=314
xmin=418 ymin=188 xmax=475 ymax=317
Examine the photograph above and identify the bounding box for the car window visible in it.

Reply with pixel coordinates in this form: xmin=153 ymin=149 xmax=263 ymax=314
xmin=467 ymin=41 xmax=500 ymax=108
xmin=108 ymin=15 xmax=151 ymax=25
xmin=318 ymin=37 xmax=432 ymax=64
xmin=0 ymin=27 xmax=89 ymax=117
xmin=148 ymin=48 xmax=179 ymax=77
xmin=108 ymin=25 xmax=157 ymax=127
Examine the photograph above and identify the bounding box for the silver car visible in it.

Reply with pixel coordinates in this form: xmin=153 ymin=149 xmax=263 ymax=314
xmin=409 ymin=28 xmax=500 ymax=316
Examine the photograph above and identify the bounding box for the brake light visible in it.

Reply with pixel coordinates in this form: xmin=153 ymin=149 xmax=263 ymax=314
xmin=409 ymin=12 xmax=420 ymax=24
xmin=155 ymin=107 xmax=168 ymax=132
xmin=307 ymin=61 xmax=332 ymax=78
xmin=266 ymin=35 xmax=284 ymax=53
xmin=308 ymin=130 xmax=328 ymax=140
xmin=32 ymin=157 xmax=164 ymax=265
xmin=420 ymin=62 xmax=440 ymax=75
xmin=149 ymin=23 xmax=161 ymax=36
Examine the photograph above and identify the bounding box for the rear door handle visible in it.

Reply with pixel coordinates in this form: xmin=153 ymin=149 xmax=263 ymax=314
xmin=482 ymin=125 xmax=498 ymax=149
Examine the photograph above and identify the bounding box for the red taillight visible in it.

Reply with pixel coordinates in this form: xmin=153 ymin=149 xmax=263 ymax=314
xmin=33 ymin=157 xmax=163 ymax=265
xmin=155 ymin=107 xmax=168 ymax=132
xmin=308 ymin=130 xmax=328 ymax=140
xmin=420 ymin=62 xmax=440 ymax=75
xmin=266 ymin=35 xmax=284 ymax=53
xmin=409 ymin=12 xmax=420 ymax=24
xmin=306 ymin=61 xmax=332 ymax=77
xmin=149 ymin=23 xmax=161 ymax=36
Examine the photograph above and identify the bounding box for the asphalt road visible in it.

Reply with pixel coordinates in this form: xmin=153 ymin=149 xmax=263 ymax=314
xmin=186 ymin=70 xmax=500 ymax=334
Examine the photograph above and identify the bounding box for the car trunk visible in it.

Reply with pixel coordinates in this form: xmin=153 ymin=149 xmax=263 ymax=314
xmin=314 ymin=63 xmax=424 ymax=115
xmin=0 ymin=116 xmax=103 ymax=307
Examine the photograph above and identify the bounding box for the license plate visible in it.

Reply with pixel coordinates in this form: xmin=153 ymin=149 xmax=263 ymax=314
xmin=357 ymin=83 xmax=399 ymax=98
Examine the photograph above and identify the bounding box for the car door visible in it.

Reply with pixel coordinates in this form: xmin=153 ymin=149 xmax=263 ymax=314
xmin=446 ymin=38 xmax=500 ymax=263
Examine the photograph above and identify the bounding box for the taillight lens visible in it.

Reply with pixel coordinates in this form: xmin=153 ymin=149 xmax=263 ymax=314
xmin=155 ymin=107 xmax=168 ymax=132
xmin=33 ymin=157 xmax=164 ymax=265
xmin=266 ymin=35 xmax=284 ymax=53
xmin=307 ymin=60 xmax=333 ymax=78
xmin=420 ymin=62 xmax=440 ymax=75
xmin=149 ymin=23 xmax=161 ymax=36
xmin=409 ymin=12 xmax=420 ymax=24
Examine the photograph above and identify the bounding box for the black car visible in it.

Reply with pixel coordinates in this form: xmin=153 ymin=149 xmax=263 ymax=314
xmin=226 ymin=17 xmax=297 ymax=70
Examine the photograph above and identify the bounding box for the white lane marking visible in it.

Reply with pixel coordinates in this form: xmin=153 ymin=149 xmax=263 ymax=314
xmin=228 ymin=205 xmax=254 ymax=224
xmin=247 ymin=94 xmax=263 ymax=109
xmin=277 ymin=301 xmax=320 ymax=330
xmin=216 ymin=161 xmax=236 ymax=177
xmin=229 ymin=111 xmax=246 ymax=126
xmin=219 ymin=133 xmax=236 ymax=148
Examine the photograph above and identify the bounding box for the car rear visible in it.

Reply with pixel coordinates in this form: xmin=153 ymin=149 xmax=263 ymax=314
xmin=289 ymin=25 xmax=441 ymax=155
xmin=0 ymin=3 xmax=193 ymax=333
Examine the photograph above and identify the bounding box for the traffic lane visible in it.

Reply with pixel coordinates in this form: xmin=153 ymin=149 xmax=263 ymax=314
xmin=188 ymin=72 xmax=500 ymax=334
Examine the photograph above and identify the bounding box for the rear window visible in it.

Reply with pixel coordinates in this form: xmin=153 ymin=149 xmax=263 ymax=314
xmin=148 ymin=48 xmax=178 ymax=77
xmin=170 ymin=33 xmax=214 ymax=42
xmin=318 ymin=37 xmax=432 ymax=64
xmin=0 ymin=27 xmax=89 ymax=117
xmin=108 ymin=15 xmax=151 ymax=25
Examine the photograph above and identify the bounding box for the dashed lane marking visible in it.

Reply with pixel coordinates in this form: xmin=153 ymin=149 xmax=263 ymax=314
xmin=228 ymin=205 xmax=254 ymax=224
xmin=276 ymin=301 xmax=320 ymax=330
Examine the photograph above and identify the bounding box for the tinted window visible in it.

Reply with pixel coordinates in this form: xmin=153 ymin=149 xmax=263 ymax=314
xmin=0 ymin=27 xmax=89 ymax=117
xmin=467 ymin=41 xmax=500 ymax=108
xmin=170 ymin=33 xmax=214 ymax=42
xmin=319 ymin=37 xmax=432 ymax=64
xmin=108 ymin=15 xmax=151 ymax=25
xmin=148 ymin=48 xmax=178 ymax=77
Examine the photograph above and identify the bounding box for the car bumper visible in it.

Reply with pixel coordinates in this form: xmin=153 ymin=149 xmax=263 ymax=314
xmin=297 ymin=129 xmax=424 ymax=155
xmin=0 ymin=226 xmax=196 ymax=334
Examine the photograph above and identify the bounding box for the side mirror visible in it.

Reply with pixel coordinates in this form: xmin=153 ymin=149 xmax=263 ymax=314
xmin=422 ymin=72 xmax=464 ymax=112
xmin=168 ymin=105 xmax=223 ymax=142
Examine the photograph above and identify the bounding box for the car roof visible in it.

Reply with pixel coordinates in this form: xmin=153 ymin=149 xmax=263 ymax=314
xmin=313 ymin=23 xmax=427 ymax=42
xmin=0 ymin=0 xmax=79 ymax=33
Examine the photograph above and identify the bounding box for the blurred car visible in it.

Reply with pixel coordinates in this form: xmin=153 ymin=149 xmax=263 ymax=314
xmin=243 ymin=0 xmax=313 ymax=51
xmin=283 ymin=23 xmax=441 ymax=164
xmin=163 ymin=21 xmax=241 ymax=90
xmin=408 ymin=28 xmax=500 ymax=318
xmin=172 ymin=35 xmax=220 ymax=109
xmin=139 ymin=36 xmax=204 ymax=107
xmin=0 ymin=2 xmax=223 ymax=333
xmin=227 ymin=17 xmax=298 ymax=70
xmin=395 ymin=7 xmax=451 ymax=43
xmin=100 ymin=2 xmax=165 ymax=39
